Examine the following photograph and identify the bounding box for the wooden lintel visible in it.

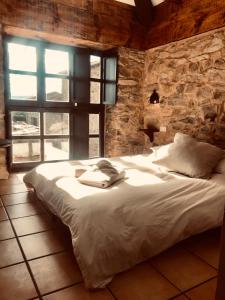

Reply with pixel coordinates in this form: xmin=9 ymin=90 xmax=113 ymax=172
xmin=3 ymin=26 xmax=113 ymax=51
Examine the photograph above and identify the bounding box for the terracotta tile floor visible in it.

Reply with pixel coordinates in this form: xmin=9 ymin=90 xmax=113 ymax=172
xmin=0 ymin=173 xmax=221 ymax=300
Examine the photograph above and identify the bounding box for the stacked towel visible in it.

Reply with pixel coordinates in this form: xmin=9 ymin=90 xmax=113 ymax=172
xmin=77 ymin=159 xmax=125 ymax=188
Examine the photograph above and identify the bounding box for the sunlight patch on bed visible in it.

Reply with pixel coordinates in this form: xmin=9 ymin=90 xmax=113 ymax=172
xmin=35 ymin=162 xmax=75 ymax=180
xmin=118 ymin=155 xmax=162 ymax=171
xmin=123 ymin=169 xmax=165 ymax=187
xmin=55 ymin=177 xmax=109 ymax=200
xmin=119 ymin=155 xmax=152 ymax=165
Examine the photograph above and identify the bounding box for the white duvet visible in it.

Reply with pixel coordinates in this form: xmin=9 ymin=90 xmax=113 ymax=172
xmin=23 ymin=154 xmax=225 ymax=288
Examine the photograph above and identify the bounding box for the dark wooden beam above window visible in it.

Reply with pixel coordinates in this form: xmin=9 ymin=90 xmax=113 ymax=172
xmin=134 ymin=0 xmax=153 ymax=27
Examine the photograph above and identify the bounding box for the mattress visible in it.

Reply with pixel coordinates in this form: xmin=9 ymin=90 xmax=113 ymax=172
xmin=23 ymin=154 xmax=225 ymax=288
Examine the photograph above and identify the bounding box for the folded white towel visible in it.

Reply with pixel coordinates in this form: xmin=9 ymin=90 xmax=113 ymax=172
xmin=78 ymin=160 xmax=125 ymax=188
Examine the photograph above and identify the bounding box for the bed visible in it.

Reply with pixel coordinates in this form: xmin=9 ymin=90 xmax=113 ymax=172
xmin=23 ymin=152 xmax=225 ymax=288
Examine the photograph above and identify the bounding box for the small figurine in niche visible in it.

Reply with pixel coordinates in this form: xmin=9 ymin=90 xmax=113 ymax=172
xmin=149 ymin=89 xmax=160 ymax=104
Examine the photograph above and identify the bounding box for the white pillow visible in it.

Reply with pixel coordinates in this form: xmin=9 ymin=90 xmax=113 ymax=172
xmin=153 ymin=137 xmax=223 ymax=179
xmin=174 ymin=132 xmax=194 ymax=144
xmin=150 ymin=144 xmax=172 ymax=160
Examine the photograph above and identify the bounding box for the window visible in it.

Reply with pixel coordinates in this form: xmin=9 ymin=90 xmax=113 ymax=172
xmin=4 ymin=36 xmax=118 ymax=171
xmin=103 ymin=56 xmax=117 ymax=104
xmin=89 ymin=114 xmax=100 ymax=158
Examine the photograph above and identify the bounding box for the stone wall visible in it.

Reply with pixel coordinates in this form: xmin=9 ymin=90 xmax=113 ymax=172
xmin=0 ymin=24 xmax=9 ymax=178
xmin=105 ymin=47 xmax=145 ymax=157
xmin=142 ymin=27 xmax=225 ymax=147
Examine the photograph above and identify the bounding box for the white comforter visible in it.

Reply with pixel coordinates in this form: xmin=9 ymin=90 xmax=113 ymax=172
xmin=23 ymin=154 xmax=225 ymax=288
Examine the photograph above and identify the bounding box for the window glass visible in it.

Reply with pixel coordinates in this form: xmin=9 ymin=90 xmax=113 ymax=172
xmin=45 ymin=49 xmax=69 ymax=75
xmin=8 ymin=43 xmax=37 ymax=72
xmin=105 ymin=57 xmax=117 ymax=81
xmin=44 ymin=113 xmax=69 ymax=135
xmin=45 ymin=78 xmax=69 ymax=102
xmin=90 ymin=82 xmax=100 ymax=104
xmin=10 ymin=74 xmax=37 ymax=101
xmin=90 ymin=55 xmax=101 ymax=79
xmin=11 ymin=112 xmax=40 ymax=136
xmin=89 ymin=114 xmax=99 ymax=135
xmin=12 ymin=139 xmax=40 ymax=163
xmin=89 ymin=137 xmax=100 ymax=158
xmin=104 ymin=83 xmax=116 ymax=104
xmin=44 ymin=139 xmax=69 ymax=161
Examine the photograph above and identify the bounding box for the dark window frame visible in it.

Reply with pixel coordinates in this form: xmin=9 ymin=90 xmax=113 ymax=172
xmin=3 ymin=35 xmax=115 ymax=172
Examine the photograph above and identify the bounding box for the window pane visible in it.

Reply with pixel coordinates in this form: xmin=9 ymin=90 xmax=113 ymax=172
xmin=8 ymin=43 xmax=37 ymax=72
xmin=44 ymin=113 xmax=69 ymax=135
xmin=45 ymin=78 xmax=69 ymax=102
xmin=11 ymin=111 xmax=40 ymax=136
xmin=45 ymin=49 xmax=69 ymax=75
xmin=104 ymin=83 xmax=116 ymax=104
xmin=44 ymin=139 xmax=69 ymax=161
xmin=12 ymin=139 xmax=40 ymax=163
xmin=90 ymin=55 xmax=101 ymax=79
xmin=90 ymin=82 xmax=100 ymax=104
xmin=10 ymin=74 xmax=37 ymax=101
xmin=89 ymin=138 xmax=100 ymax=158
xmin=105 ymin=57 xmax=117 ymax=81
xmin=89 ymin=114 xmax=99 ymax=135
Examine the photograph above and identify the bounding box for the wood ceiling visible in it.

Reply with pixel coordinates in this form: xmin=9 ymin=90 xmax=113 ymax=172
xmin=1 ymin=0 xmax=225 ymax=51
xmin=116 ymin=0 xmax=225 ymax=50
xmin=115 ymin=0 xmax=165 ymax=6
xmin=116 ymin=0 xmax=166 ymax=27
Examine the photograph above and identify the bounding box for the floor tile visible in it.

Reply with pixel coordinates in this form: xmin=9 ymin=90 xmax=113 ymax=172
xmin=0 ymin=238 xmax=24 ymax=267
xmin=0 ymin=263 xmax=37 ymax=300
xmin=29 ymin=252 xmax=82 ymax=295
xmin=185 ymin=278 xmax=217 ymax=300
xmin=19 ymin=230 xmax=65 ymax=259
xmin=150 ymin=246 xmax=217 ymax=291
xmin=6 ymin=202 xmax=43 ymax=219
xmin=12 ymin=214 xmax=53 ymax=236
xmin=2 ymin=191 xmax=35 ymax=206
xmin=0 ymin=207 xmax=8 ymax=221
xmin=183 ymin=230 xmax=221 ymax=269
xmin=0 ymin=220 xmax=15 ymax=240
xmin=109 ymin=262 xmax=179 ymax=300
xmin=0 ymin=183 xmax=28 ymax=195
xmin=0 ymin=178 xmax=20 ymax=186
xmin=43 ymin=284 xmax=114 ymax=300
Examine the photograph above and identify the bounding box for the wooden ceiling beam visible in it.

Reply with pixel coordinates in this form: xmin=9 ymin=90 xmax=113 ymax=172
xmin=134 ymin=0 xmax=153 ymax=27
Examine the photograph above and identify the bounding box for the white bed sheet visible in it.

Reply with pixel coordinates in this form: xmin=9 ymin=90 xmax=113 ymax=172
xmin=23 ymin=154 xmax=225 ymax=288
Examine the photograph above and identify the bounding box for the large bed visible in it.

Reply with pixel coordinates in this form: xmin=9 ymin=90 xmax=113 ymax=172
xmin=23 ymin=152 xmax=225 ymax=288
